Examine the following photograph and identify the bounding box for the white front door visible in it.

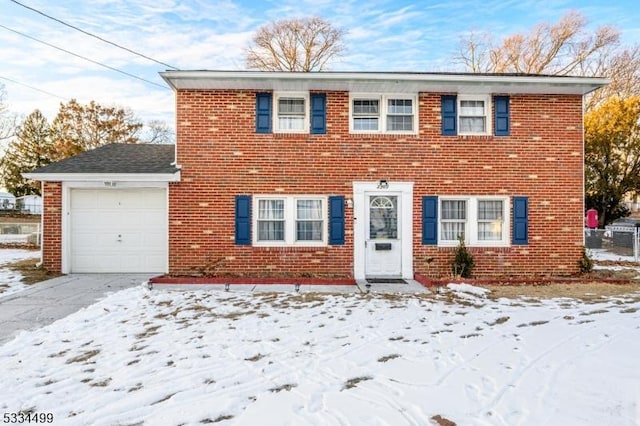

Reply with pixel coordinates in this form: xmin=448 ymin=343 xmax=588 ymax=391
xmin=365 ymin=194 xmax=402 ymax=277
xmin=353 ymin=182 xmax=413 ymax=280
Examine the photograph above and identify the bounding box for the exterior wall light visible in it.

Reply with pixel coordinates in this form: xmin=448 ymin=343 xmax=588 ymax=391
xmin=377 ymin=179 xmax=389 ymax=189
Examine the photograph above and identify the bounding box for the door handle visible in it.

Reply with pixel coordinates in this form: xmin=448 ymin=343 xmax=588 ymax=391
xmin=117 ymin=234 xmax=122 ymax=242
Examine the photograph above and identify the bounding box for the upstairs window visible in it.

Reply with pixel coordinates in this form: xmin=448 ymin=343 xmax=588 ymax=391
xmin=459 ymin=96 xmax=490 ymax=135
xmin=387 ymin=99 xmax=414 ymax=131
xmin=352 ymin=99 xmax=380 ymax=131
xmin=274 ymin=93 xmax=308 ymax=133
xmin=442 ymin=95 xmax=506 ymax=136
xmin=350 ymin=94 xmax=417 ymax=134
xmin=277 ymin=97 xmax=305 ymax=131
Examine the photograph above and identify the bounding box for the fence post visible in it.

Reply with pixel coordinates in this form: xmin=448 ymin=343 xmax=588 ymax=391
xmin=633 ymin=224 xmax=640 ymax=262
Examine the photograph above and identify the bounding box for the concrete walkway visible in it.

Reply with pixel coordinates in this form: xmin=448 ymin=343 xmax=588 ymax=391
xmin=154 ymin=279 xmax=429 ymax=294
xmin=0 ymin=275 xmax=429 ymax=345
xmin=0 ymin=274 xmax=149 ymax=344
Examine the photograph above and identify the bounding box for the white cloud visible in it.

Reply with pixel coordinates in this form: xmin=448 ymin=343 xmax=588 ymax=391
xmin=0 ymin=0 xmax=638 ymax=127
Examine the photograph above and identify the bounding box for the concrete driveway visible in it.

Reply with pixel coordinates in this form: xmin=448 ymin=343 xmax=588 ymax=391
xmin=0 ymin=274 xmax=149 ymax=345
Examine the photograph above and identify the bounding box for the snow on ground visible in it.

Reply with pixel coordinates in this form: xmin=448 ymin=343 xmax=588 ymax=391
xmin=1 ymin=285 xmax=639 ymax=426
xmin=588 ymin=249 xmax=640 ymax=277
xmin=0 ymin=249 xmax=39 ymax=298
xmin=588 ymin=248 xmax=636 ymax=263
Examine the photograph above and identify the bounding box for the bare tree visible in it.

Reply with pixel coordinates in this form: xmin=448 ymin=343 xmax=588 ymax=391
xmin=584 ymin=46 xmax=640 ymax=109
xmin=456 ymin=11 xmax=619 ymax=75
xmin=141 ymin=120 xmax=175 ymax=144
xmin=245 ymin=16 xmax=345 ymax=72
xmin=455 ymin=11 xmax=640 ymax=110
xmin=0 ymin=84 xmax=18 ymax=142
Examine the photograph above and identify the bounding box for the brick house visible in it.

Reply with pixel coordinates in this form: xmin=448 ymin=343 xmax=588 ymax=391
xmin=26 ymin=71 xmax=606 ymax=280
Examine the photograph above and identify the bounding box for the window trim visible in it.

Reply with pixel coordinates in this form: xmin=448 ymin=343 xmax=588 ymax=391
xmin=273 ymin=92 xmax=309 ymax=134
xmin=457 ymin=95 xmax=492 ymax=136
xmin=252 ymin=195 xmax=328 ymax=246
xmin=438 ymin=196 xmax=510 ymax=247
xmin=349 ymin=93 xmax=418 ymax=135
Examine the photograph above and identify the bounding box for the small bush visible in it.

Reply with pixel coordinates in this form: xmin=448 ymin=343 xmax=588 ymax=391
xmin=579 ymin=247 xmax=593 ymax=273
xmin=451 ymin=235 xmax=474 ymax=278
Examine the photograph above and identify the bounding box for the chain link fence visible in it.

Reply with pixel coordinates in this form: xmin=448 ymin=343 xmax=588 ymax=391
xmin=0 ymin=223 xmax=41 ymax=246
xmin=585 ymin=224 xmax=640 ymax=261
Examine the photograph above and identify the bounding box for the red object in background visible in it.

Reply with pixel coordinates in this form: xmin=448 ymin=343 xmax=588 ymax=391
xmin=586 ymin=208 xmax=598 ymax=228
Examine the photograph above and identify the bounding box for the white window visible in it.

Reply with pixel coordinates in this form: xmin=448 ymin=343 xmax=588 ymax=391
xmin=477 ymin=200 xmax=504 ymax=241
xmin=296 ymin=199 xmax=324 ymax=241
xmin=350 ymin=94 xmax=417 ymax=134
xmin=352 ymin=99 xmax=380 ymax=131
xmin=257 ymin=199 xmax=285 ymax=241
xmin=458 ymin=95 xmax=490 ymax=135
xmin=441 ymin=200 xmax=467 ymax=242
xmin=387 ymin=99 xmax=414 ymax=131
xmin=254 ymin=196 xmax=326 ymax=246
xmin=439 ymin=197 xmax=509 ymax=246
xmin=274 ymin=93 xmax=308 ymax=133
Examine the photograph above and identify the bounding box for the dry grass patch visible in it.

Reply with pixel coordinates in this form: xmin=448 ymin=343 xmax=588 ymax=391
xmin=66 ymin=350 xmax=100 ymax=364
xmin=2 ymin=258 xmax=62 ymax=285
xmin=378 ymin=354 xmax=401 ymax=363
xmin=342 ymin=376 xmax=373 ymax=390
xmin=431 ymin=414 xmax=457 ymax=426
xmin=485 ymin=282 xmax=640 ymax=301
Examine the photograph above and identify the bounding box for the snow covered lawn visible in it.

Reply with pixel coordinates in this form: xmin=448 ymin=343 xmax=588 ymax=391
xmin=0 ymin=248 xmax=39 ymax=298
xmin=1 ymin=284 xmax=639 ymax=425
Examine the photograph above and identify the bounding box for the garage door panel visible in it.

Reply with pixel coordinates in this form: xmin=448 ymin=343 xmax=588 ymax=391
xmin=70 ymin=188 xmax=167 ymax=273
xmin=71 ymin=191 xmax=98 ymax=209
xmin=72 ymin=233 xmax=122 ymax=249
xmin=144 ymin=232 xmax=166 ymax=247
xmin=143 ymin=210 xmax=166 ymax=226
xmin=144 ymin=254 xmax=166 ymax=272
xmin=73 ymin=253 xmax=120 ymax=272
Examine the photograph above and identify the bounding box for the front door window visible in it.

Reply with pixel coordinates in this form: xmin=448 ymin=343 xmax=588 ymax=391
xmin=369 ymin=196 xmax=398 ymax=239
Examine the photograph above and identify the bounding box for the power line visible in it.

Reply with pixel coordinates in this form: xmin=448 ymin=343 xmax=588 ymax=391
xmin=0 ymin=75 xmax=67 ymax=100
xmin=0 ymin=24 xmax=169 ymax=90
xmin=8 ymin=0 xmax=179 ymax=70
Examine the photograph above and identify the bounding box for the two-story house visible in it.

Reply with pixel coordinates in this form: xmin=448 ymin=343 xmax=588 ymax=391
xmin=26 ymin=71 xmax=606 ymax=281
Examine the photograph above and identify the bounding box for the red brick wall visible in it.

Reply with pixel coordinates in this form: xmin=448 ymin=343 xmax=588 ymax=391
xmin=170 ymin=90 xmax=584 ymax=278
xmin=41 ymin=182 xmax=62 ymax=272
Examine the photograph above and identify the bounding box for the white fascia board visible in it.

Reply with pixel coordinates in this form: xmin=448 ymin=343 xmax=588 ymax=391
xmin=22 ymin=172 xmax=181 ymax=182
xmin=160 ymin=70 xmax=609 ymax=95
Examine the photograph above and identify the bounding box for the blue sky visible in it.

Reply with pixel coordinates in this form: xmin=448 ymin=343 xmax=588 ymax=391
xmin=1 ymin=0 xmax=638 ymax=128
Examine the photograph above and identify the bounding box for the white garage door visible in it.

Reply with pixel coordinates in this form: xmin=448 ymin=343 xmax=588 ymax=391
xmin=70 ymin=188 xmax=167 ymax=273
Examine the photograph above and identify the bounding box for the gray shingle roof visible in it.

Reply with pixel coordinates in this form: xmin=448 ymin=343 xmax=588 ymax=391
xmin=29 ymin=143 xmax=178 ymax=174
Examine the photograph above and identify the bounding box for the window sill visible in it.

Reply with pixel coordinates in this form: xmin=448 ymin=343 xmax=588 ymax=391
xmin=252 ymin=244 xmax=329 ymax=252
xmin=254 ymin=242 xmax=327 ymax=248
xmin=438 ymin=242 xmax=510 ymax=248
xmin=349 ymin=131 xmax=419 ymax=136
xmin=444 ymin=134 xmax=495 ymax=140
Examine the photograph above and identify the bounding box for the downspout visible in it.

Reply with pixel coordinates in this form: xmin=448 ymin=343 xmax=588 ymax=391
xmin=36 ymin=180 xmax=44 ymax=267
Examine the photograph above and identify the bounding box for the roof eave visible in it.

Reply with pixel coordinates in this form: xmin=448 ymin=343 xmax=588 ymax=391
xmin=22 ymin=171 xmax=181 ymax=183
xmin=160 ymin=70 xmax=609 ymax=96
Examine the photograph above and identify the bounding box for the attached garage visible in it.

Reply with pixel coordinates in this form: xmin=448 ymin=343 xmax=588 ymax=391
xmin=23 ymin=143 xmax=180 ymax=274
xmin=69 ymin=188 xmax=167 ymax=273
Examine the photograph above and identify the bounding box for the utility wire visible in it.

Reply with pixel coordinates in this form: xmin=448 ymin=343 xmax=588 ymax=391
xmin=8 ymin=0 xmax=179 ymax=70
xmin=0 ymin=24 xmax=169 ymax=90
xmin=0 ymin=75 xmax=67 ymax=100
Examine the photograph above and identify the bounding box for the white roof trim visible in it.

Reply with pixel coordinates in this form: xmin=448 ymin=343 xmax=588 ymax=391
xmin=22 ymin=172 xmax=181 ymax=182
xmin=161 ymin=70 xmax=609 ymax=96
